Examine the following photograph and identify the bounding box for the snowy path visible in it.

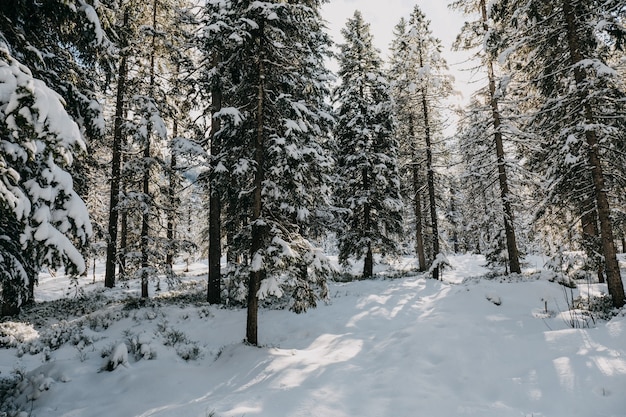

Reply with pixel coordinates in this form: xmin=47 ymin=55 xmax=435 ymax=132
xmin=3 ymin=255 xmax=625 ymax=417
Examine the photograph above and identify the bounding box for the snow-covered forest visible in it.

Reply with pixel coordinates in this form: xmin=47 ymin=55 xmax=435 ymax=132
xmin=1 ymin=1 xmax=625 ymax=416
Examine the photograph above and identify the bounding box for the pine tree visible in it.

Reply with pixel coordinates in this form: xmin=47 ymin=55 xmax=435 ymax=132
xmin=490 ymin=0 xmax=626 ymax=306
xmin=203 ymin=0 xmax=334 ymax=345
xmin=450 ymin=0 xmax=523 ymax=273
xmin=334 ymin=11 xmax=403 ymax=279
xmin=0 ymin=0 xmax=110 ymax=314
xmin=0 ymin=45 xmax=92 ymax=315
xmin=387 ymin=6 xmax=451 ymax=279
xmin=104 ymin=0 xmax=198 ymax=294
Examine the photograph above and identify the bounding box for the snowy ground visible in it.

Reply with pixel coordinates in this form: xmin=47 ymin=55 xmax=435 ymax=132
xmin=1 ymin=254 xmax=625 ymax=417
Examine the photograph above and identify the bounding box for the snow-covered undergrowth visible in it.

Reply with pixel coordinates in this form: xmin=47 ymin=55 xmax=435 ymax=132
xmin=1 ymin=254 xmax=625 ymax=417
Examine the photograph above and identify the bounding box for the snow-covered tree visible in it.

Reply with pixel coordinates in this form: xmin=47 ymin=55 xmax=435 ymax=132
xmin=334 ymin=11 xmax=403 ymax=279
xmin=490 ymin=0 xmax=626 ymax=307
xmin=203 ymin=0 xmax=335 ymax=345
xmin=387 ymin=7 xmax=451 ymax=279
xmin=452 ymin=0 xmax=521 ymax=273
xmin=104 ymin=0 xmax=198 ymax=296
xmin=0 ymin=45 xmax=92 ymax=315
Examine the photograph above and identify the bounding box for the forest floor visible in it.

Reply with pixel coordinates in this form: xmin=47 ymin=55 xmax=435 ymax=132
xmin=1 ymin=253 xmax=625 ymax=417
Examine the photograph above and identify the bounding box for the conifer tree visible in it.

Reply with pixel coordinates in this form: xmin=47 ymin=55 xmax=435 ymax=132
xmin=387 ymin=7 xmax=450 ymax=279
xmin=0 ymin=0 xmax=109 ymax=314
xmin=450 ymin=0 xmax=522 ymax=273
xmin=334 ymin=11 xmax=403 ymax=279
xmin=104 ymin=0 xmax=197 ymax=294
xmin=490 ymin=0 xmax=626 ymax=307
xmin=203 ymin=0 xmax=334 ymax=345
xmin=0 ymin=45 xmax=92 ymax=315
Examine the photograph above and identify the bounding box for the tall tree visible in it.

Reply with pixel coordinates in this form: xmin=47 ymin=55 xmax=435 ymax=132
xmin=334 ymin=11 xmax=403 ymax=279
xmin=387 ymin=7 xmax=450 ymax=279
xmin=0 ymin=46 xmax=92 ymax=315
xmin=490 ymin=0 xmax=626 ymax=307
xmin=203 ymin=0 xmax=334 ymax=345
xmin=0 ymin=0 xmax=108 ymax=314
xmin=450 ymin=0 xmax=522 ymax=274
xmin=104 ymin=0 xmax=197 ymax=294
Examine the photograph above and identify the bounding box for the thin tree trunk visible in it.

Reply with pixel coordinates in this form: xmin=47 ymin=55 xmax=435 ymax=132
xmin=208 ymin=52 xmax=223 ymax=304
xmin=416 ymin=44 xmax=440 ymax=279
xmin=140 ymin=0 xmax=159 ymax=299
xmin=166 ymin=118 xmax=177 ymax=273
xmin=581 ymin=209 xmax=604 ymax=283
xmin=247 ymin=20 xmax=266 ymax=346
xmin=104 ymin=9 xmax=129 ymax=289
xmin=563 ymin=0 xmax=625 ymax=308
xmin=364 ymin=242 xmax=373 ymax=279
xmin=409 ymin=113 xmax=426 ymax=271
xmin=480 ymin=0 xmax=521 ymax=275
xmin=363 ymin=166 xmax=373 ymax=279
xmin=413 ymin=166 xmax=426 ymax=271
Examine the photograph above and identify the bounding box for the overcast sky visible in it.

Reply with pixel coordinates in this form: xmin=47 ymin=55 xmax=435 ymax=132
xmin=320 ymin=0 xmax=476 ymax=105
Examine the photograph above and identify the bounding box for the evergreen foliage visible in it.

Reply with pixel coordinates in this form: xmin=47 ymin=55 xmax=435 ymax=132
xmin=489 ymin=0 xmax=626 ymax=306
xmin=334 ymin=11 xmax=403 ymax=279
xmin=387 ymin=7 xmax=451 ymax=278
xmin=202 ymin=0 xmax=335 ymax=343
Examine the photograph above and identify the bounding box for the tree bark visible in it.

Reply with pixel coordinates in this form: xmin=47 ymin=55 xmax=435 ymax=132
xmin=362 ymin=165 xmax=373 ymax=279
xmin=416 ymin=46 xmax=439 ymax=279
xmin=104 ymin=9 xmax=129 ymax=289
xmin=247 ymin=20 xmax=266 ymax=346
xmin=563 ymin=0 xmax=625 ymax=308
xmin=480 ymin=0 xmax=521 ymax=274
xmin=409 ymin=114 xmax=426 ymax=271
xmin=208 ymin=51 xmax=223 ymax=304
xmin=581 ymin=209 xmax=604 ymax=283
xmin=140 ymin=0 xmax=159 ymax=299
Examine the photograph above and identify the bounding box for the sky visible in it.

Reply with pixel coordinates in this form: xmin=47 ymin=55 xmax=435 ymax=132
xmin=321 ymin=0 xmax=476 ymax=106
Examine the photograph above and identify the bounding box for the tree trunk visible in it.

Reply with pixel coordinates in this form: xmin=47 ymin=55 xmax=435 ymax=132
xmin=480 ymin=0 xmax=521 ymax=275
xmin=409 ymin=113 xmax=426 ymax=271
xmin=166 ymin=119 xmax=177 ymax=273
xmin=413 ymin=166 xmax=426 ymax=271
xmin=247 ymin=20 xmax=266 ymax=346
xmin=364 ymin=242 xmax=373 ymax=279
xmin=104 ymin=9 xmax=129 ymax=289
xmin=421 ymin=92 xmax=439 ymax=279
xmin=139 ymin=0 xmax=159 ymax=299
xmin=581 ymin=209 xmax=604 ymax=283
xmin=362 ymin=165 xmax=373 ymax=279
xmin=208 ymin=51 xmax=223 ymax=305
xmin=563 ymin=0 xmax=625 ymax=308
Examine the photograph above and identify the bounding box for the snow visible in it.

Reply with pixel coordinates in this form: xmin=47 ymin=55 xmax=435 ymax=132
xmin=1 ymin=254 xmax=625 ymax=417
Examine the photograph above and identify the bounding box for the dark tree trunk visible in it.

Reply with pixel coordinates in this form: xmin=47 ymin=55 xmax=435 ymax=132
xmin=363 ymin=243 xmax=373 ymax=279
xmin=362 ymin=165 xmax=373 ymax=279
xmin=104 ymin=9 xmax=129 ymax=289
xmin=247 ymin=20 xmax=266 ymax=346
xmin=166 ymin=118 xmax=177 ymax=272
xmin=480 ymin=0 xmax=521 ymax=275
xmin=563 ymin=0 xmax=625 ymax=308
xmin=208 ymin=52 xmax=223 ymax=305
xmin=139 ymin=0 xmax=159 ymax=299
xmin=413 ymin=166 xmax=426 ymax=271
xmin=581 ymin=208 xmax=604 ymax=283
xmin=409 ymin=113 xmax=426 ymax=271
xmin=421 ymin=92 xmax=439 ymax=279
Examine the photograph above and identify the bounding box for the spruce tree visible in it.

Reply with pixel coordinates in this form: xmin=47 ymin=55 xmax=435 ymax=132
xmin=490 ymin=0 xmax=626 ymax=306
xmin=334 ymin=11 xmax=403 ymax=279
xmin=0 ymin=45 xmax=92 ymax=315
xmin=203 ymin=0 xmax=334 ymax=345
xmin=450 ymin=0 xmax=523 ymax=274
xmin=387 ymin=6 xmax=451 ymax=279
